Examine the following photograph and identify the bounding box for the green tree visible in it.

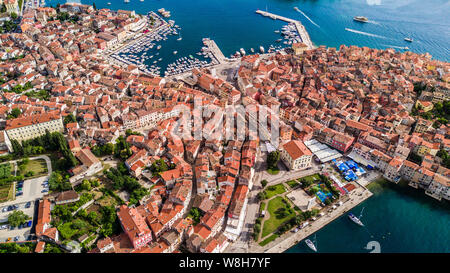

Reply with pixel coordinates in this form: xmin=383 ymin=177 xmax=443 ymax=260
xmin=8 ymin=210 xmax=30 ymax=227
xmin=81 ymin=179 xmax=91 ymax=191
xmin=10 ymin=12 xmax=18 ymax=20
xmin=267 ymin=151 xmax=280 ymax=170
xmin=10 ymin=108 xmax=21 ymax=118
xmin=261 ymin=180 xmax=268 ymax=188
xmin=63 ymin=113 xmax=76 ymax=125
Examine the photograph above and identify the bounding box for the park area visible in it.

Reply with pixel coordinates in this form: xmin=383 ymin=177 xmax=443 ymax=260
xmin=261 ymin=196 xmax=296 ymax=238
xmin=255 ymin=173 xmax=342 ymax=247
xmin=17 ymin=159 xmax=48 ymax=178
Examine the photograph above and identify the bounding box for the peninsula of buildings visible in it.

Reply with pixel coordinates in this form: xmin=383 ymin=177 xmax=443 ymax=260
xmin=0 ymin=3 xmax=448 ymax=254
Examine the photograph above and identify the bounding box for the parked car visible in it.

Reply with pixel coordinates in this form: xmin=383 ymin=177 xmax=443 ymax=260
xmin=25 ymin=202 xmax=31 ymax=208
xmin=14 ymin=236 xmax=19 ymax=241
xmin=2 ymin=207 xmax=7 ymax=212
xmin=15 ymin=192 xmax=23 ymax=197
xmin=6 ymin=237 xmax=12 ymax=242
xmin=27 ymin=220 xmax=32 ymax=227
xmin=41 ymin=189 xmax=48 ymax=193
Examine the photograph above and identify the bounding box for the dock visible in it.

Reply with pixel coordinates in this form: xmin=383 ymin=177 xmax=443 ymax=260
xmin=203 ymin=39 xmax=227 ymax=64
xmin=255 ymin=10 xmax=314 ymax=49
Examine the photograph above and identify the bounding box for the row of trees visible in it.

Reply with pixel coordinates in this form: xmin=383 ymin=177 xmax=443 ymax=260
xmin=11 ymin=131 xmax=78 ymax=168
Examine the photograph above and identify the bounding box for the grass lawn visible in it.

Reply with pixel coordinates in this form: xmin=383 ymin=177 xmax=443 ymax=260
xmin=0 ymin=183 xmax=14 ymax=203
xmin=267 ymin=167 xmax=280 ymax=175
xmin=263 ymin=183 xmax=286 ymax=199
xmin=259 ymin=202 xmax=266 ymax=213
xmin=259 ymin=234 xmax=279 ymax=247
xmin=19 ymin=159 xmax=48 ymax=178
xmin=286 ymin=180 xmax=300 ymax=189
xmin=299 ymin=173 xmax=320 ymax=184
xmin=96 ymin=194 xmax=117 ymax=207
xmin=261 ymin=196 xmax=296 ymax=238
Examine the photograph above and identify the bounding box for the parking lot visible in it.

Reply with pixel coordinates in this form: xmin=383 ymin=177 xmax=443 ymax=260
xmin=0 ymin=156 xmax=51 ymax=242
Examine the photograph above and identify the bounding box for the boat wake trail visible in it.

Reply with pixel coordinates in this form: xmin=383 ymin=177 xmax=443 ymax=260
xmin=367 ymin=20 xmax=380 ymax=25
xmin=345 ymin=28 xmax=386 ymax=39
xmin=294 ymin=7 xmax=320 ymax=28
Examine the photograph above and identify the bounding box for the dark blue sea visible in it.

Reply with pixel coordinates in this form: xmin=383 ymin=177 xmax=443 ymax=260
xmin=47 ymin=0 xmax=450 ymax=252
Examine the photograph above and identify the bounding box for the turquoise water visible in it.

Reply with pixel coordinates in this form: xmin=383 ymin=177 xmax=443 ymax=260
xmin=47 ymin=0 xmax=450 ymax=252
xmin=48 ymin=0 xmax=450 ymax=63
xmin=285 ymin=181 xmax=450 ymax=253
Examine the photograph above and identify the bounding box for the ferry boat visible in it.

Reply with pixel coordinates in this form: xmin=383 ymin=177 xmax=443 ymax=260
xmin=259 ymin=46 xmax=265 ymax=53
xmin=305 ymin=239 xmax=317 ymax=252
xmin=404 ymin=37 xmax=413 ymax=42
xmin=353 ymin=16 xmax=368 ymax=23
xmin=348 ymin=212 xmax=364 ymax=226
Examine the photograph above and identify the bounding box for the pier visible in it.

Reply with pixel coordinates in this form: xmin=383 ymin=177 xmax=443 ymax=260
xmin=255 ymin=10 xmax=314 ymax=49
xmin=203 ymin=39 xmax=227 ymax=64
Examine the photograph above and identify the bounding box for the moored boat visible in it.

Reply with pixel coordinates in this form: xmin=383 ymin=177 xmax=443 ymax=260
xmin=305 ymin=239 xmax=317 ymax=252
xmin=348 ymin=212 xmax=364 ymax=226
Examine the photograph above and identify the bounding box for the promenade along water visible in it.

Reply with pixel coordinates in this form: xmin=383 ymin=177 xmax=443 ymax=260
xmin=285 ymin=180 xmax=450 ymax=253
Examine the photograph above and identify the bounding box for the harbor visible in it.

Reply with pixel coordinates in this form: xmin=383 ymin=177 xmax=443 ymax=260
xmin=99 ymin=6 xmax=316 ymax=77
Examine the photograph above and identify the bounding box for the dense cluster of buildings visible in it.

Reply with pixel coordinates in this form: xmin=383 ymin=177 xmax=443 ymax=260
xmin=0 ymin=3 xmax=449 ymax=253
xmin=236 ymin=45 xmax=449 ymax=201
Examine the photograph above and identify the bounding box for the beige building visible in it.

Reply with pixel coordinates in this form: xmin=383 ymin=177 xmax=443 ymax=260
xmin=2 ymin=0 xmax=18 ymax=14
xmin=280 ymin=140 xmax=313 ymax=170
xmin=5 ymin=113 xmax=64 ymax=142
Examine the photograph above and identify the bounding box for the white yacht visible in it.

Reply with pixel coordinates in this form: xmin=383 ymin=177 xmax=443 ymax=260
xmin=305 ymin=239 xmax=317 ymax=252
